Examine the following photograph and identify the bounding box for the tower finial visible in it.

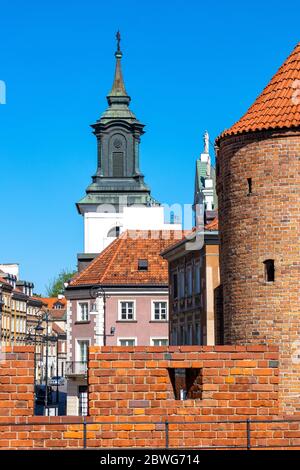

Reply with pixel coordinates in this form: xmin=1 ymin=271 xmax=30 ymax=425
xmin=116 ymin=30 xmax=121 ymax=53
xmin=107 ymin=30 xmax=130 ymax=104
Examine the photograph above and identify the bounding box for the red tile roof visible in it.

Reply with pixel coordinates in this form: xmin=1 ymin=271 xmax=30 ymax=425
xmin=69 ymin=230 xmax=185 ymax=287
xmin=219 ymin=42 xmax=300 ymax=139
xmin=49 ymin=308 xmax=66 ymax=320
xmin=52 ymin=322 xmax=65 ymax=335
xmin=39 ymin=297 xmax=67 ymax=308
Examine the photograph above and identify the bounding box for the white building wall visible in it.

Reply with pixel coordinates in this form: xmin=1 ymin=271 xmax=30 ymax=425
xmin=84 ymin=206 xmax=182 ymax=254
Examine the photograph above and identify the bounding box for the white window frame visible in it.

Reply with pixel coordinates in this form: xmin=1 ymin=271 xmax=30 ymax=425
xmin=76 ymin=338 xmax=90 ymax=362
xmin=117 ymin=337 xmax=137 ymax=346
xmin=151 ymin=300 xmax=168 ymax=321
xmin=150 ymin=337 xmax=168 ymax=346
xmin=118 ymin=300 xmax=136 ymax=321
xmin=77 ymin=301 xmax=90 ymax=322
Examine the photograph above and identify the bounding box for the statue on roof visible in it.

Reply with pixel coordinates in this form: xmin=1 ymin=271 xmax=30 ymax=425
xmin=203 ymin=130 xmax=209 ymax=154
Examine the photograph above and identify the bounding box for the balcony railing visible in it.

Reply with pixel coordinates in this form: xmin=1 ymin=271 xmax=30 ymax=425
xmin=65 ymin=361 xmax=88 ymax=376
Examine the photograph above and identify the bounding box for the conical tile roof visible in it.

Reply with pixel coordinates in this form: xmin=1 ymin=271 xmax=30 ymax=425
xmin=219 ymin=42 xmax=300 ymax=139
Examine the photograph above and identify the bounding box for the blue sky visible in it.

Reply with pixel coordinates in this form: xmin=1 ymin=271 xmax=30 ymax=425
xmin=0 ymin=0 xmax=299 ymax=294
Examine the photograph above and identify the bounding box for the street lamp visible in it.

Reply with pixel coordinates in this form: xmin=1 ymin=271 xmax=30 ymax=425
xmin=35 ymin=323 xmax=44 ymax=386
xmin=90 ymin=286 xmax=115 ymax=346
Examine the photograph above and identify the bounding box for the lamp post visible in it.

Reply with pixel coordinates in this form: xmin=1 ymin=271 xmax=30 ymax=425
xmin=34 ymin=323 xmax=44 ymax=387
xmin=90 ymin=286 xmax=115 ymax=346
xmin=54 ymin=335 xmax=59 ymax=404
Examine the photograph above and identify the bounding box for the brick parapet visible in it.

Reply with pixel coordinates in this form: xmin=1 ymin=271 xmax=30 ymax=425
xmin=0 ymin=346 xmax=34 ymax=417
xmin=1 ymin=345 xmax=300 ymax=449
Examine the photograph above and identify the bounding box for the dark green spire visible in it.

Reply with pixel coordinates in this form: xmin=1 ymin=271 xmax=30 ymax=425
xmin=102 ymin=31 xmax=135 ymax=121
xmin=107 ymin=31 xmax=129 ymax=100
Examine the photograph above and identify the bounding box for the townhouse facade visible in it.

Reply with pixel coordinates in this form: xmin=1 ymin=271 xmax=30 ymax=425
xmin=162 ymin=218 xmax=219 ymax=346
xmin=0 ymin=272 xmax=44 ymax=347
xmin=64 ymin=230 xmax=183 ymax=415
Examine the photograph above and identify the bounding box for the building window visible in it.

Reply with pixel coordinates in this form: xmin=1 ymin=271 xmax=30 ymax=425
xmin=186 ymin=265 xmax=193 ymax=297
xmin=78 ymin=385 xmax=88 ymax=416
xmin=195 ymin=323 xmax=201 ymax=345
xmin=187 ymin=324 xmax=193 ymax=345
xmin=173 ymin=273 xmax=178 ymax=299
xmin=77 ymin=340 xmax=89 ymax=363
xmin=138 ymin=259 xmax=148 ymax=271
xmin=152 ymin=301 xmax=168 ymax=321
xmin=171 ymin=328 xmax=177 ymax=346
xmin=151 ymin=338 xmax=168 ymax=346
xmin=179 ymin=270 xmax=185 ymax=299
xmin=78 ymin=302 xmax=89 ymax=321
xmin=119 ymin=301 xmax=135 ymax=321
xmin=247 ymin=178 xmax=252 ymax=195
xmin=113 ymin=151 xmax=124 ymax=177
xmin=118 ymin=338 xmax=136 ymax=346
xmin=264 ymin=259 xmax=275 ymax=282
xmin=195 ymin=263 xmax=201 ymax=294
xmin=180 ymin=325 xmax=185 ymax=345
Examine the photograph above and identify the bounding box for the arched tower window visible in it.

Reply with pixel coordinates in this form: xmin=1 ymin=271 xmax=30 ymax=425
xmin=112 ymin=152 xmax=124 ymax=177
xmin=264 ymin=259 xmax=275 ymax=282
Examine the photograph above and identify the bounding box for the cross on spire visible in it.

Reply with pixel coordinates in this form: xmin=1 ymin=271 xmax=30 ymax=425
xmin=116 ymin=30 xmax=121 ymax=52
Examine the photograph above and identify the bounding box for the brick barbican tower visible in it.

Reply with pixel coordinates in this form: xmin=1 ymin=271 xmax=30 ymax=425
xmin=216 ymin=43 xmax=300 ymax=414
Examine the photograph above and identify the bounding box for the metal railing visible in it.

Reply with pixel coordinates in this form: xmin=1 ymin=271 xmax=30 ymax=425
xmin=1 ymin=418 xmax=300 ymax=449
xmin=65 ymin=361 xmax=88 ymax=376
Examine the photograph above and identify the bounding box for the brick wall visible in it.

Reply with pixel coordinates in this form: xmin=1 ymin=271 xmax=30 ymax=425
xmin=216 ymin=128 xmax=300 ymax=415
xmin=1 ymin=346 xmax=300 ymax=449
xmin=88 ymin=346 xmax=279 ymax=419
xmin=0 ymin=346 xmax=34 ymax=417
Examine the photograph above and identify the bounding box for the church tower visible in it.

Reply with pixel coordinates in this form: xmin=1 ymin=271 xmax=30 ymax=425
xmin=77 ymin=33 xmax=181 ymax=262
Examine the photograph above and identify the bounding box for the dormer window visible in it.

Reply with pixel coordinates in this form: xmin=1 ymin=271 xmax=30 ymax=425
xmin=138 ymin=259 xmax=148 ymax=271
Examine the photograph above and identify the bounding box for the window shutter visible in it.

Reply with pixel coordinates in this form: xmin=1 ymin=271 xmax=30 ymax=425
xmin=113 ymin=152 xmax=124 ymax=176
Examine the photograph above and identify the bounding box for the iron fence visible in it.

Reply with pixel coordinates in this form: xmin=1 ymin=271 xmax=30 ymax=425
xmin=1 ymin=418 xmax=300 ymax=449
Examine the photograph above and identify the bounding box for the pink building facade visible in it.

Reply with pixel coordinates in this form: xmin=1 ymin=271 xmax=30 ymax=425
xmin=65 ymin=231 xmax=181 ymax=415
